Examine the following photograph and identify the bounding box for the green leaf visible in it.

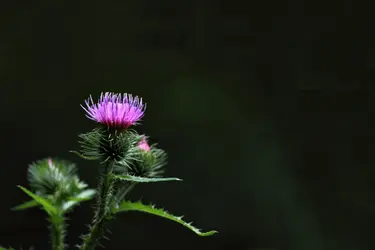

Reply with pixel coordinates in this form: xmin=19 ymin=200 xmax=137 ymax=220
xmin=17 ymin=185 xmax=57 ymax=215
xmin=62 ymin=189 xmax=96 ymax=211
xmin=112 ymin=174 xmax=182 ymax=183
xmin=71 ymin=189 xmax=96 ymax=201
xmin=114 ymin=200 xmax=217 ymax=236
xmin=69 ymin=150 xmax=99 ymax=160
xmin=12 ymin=200 xmax=39 ymax=211
xmin=0 ymin=247 xmax=12 ymax=250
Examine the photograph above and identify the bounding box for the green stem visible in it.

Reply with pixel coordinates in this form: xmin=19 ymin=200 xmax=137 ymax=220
xmin=115 ymin=183 xmax=136 ymax=204
xmin=80 ymin=161 xmax=115 ymax=250
xmin=96 ymin=161 xmax=115 ymax=220
xmin=50 ymin=214 xmax=65 ymax=250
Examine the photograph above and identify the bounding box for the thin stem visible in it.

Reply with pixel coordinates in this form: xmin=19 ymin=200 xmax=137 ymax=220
xmin=80 ymin=160 xmax=115 ymax=250
xmin=115 ymin=183 xmax=136 ymax=204
xmin=50 ymin=214 xmax=65 ymax=250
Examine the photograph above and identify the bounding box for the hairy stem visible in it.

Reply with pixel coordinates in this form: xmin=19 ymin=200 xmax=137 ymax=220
xmin=95 ymin=161 xmax=115 ymax=221
xmin=80 ymin=161 xmax=115 ymax=250
xmin=50 ymin=214 xmax=65 ymax=250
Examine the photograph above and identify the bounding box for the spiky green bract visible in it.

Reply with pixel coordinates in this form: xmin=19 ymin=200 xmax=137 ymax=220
xmin=113 ymin=200 xmax=218 ymax=236
xmin=74 ymin=128 xmax=142 ymax=166
xmin=115 ymin=141 xmax=167 ymax=178
xmin=27 ymin=159 xmax=88 ymax=204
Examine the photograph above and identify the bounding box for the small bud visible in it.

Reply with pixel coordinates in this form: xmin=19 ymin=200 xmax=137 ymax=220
xmin=137 ymin=137 xmax=150 ymax=152
xmin=47 ymin=158 xmax=53 ymax=168
xmin=123 ymin=139 xmax=167 ymax=178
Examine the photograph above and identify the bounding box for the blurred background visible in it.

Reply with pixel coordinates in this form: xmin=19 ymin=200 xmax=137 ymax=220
xmin=0 ymin=1 xmax=373 ymax=250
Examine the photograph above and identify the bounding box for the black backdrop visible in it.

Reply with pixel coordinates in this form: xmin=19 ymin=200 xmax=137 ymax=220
xmin=0 ymin=1 xmax=374 ymax=250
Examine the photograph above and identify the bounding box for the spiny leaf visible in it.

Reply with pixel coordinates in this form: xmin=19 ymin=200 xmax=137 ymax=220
xmin=112 ymin=174 xmax=182 ymax=183
xmin=12 ymin=200 xmax=39 ymax=211
xmin=114 ymin=200 xmax=217 ymax=236
xmin=70 ymin=150 xmax=99 ymax=160
xmin=27 ymin=158 xmax=88 ymax=199
xmin=70 ymin=189 xmax=96 ymax=202
xmin=17 ymin=186 xmax=57 ymax=215
xmin=62 ymin=189 xmax=96 ymax=211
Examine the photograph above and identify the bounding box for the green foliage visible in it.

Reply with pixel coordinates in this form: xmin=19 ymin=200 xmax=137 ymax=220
xmin=12 ymin=200 xmax=39 ymax=211
xmin=114 ymin=200 xmax=217 ymax=236
xmin=18 ymin=186 xmax=58 ymax=215
xmin=17 ymin=186 xmax=67 ymax=249
xmin=112 ymin=174 xmax=181 ymax=183
xmin=62 ymin=189 xmax=96 ymax=212
xmin=15 ymin=159 xmax=96 ymax=250
xmin=16 ymin=158 xmax=94 ymax=213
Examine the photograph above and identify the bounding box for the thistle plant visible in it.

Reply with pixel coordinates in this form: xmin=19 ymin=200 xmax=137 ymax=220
xmin=3 ymin=92 xmax=217 ymax=250
xmin=12 ymin=159 xmax=95 ymax=250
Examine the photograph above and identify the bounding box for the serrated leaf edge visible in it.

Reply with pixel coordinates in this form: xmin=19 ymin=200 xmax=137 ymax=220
xmin=114 ymin=200 xmax=217 ymax=236
xmin=112 ymin=174 xmax=182 ymax=183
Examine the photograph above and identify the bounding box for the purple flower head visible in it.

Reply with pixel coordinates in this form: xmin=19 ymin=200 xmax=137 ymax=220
xmin=82 ymin=92 xmax=146 ymax=130
xmin=138 ymin=137 xmax=150 ymax=152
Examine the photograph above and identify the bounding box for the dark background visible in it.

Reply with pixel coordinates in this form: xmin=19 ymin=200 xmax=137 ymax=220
xmin=0 ymin=1 xmax=373 ymax=250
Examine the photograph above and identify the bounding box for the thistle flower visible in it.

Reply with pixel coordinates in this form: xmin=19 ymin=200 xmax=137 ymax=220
xmin=137 ymin=136 xmax=150 ymax=152
xmin=82 ymin=92 xmax=146 ymax=130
